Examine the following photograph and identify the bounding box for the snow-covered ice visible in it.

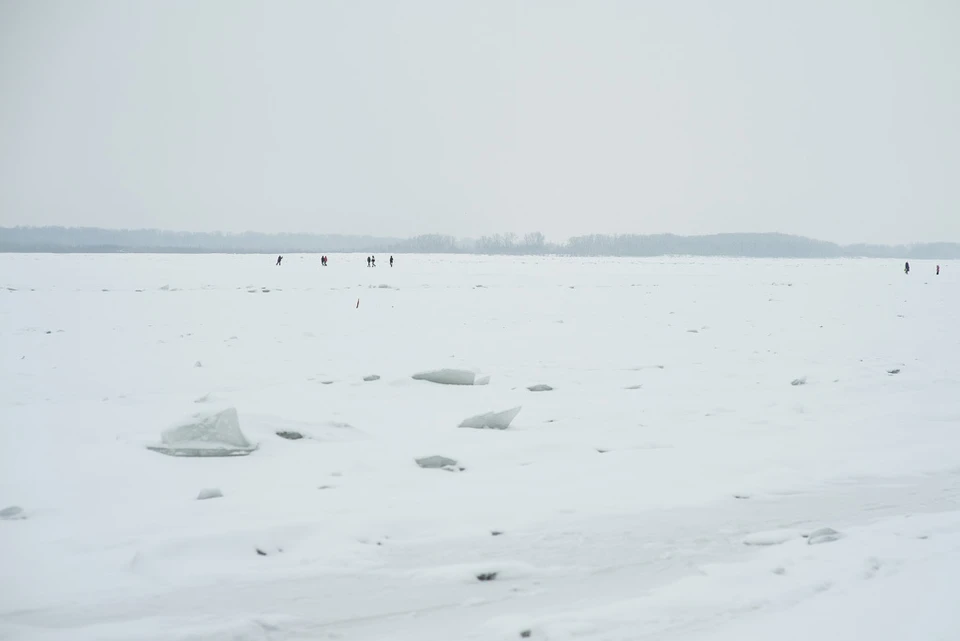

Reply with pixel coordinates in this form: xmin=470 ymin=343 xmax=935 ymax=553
xmin=1 ymin=253 xmax=958 ymax=641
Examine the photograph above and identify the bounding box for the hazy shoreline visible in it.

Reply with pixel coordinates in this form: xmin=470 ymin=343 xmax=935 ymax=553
xmin=2 ymin=227 xmax=958 ymax=259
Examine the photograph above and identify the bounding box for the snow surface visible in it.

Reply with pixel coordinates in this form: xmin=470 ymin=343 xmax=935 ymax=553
xmin=1 ymin=253 xmax=959 ymax=641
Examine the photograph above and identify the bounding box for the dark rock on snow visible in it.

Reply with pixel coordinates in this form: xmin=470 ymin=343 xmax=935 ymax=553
xmin=0 ymin=506 xmax=26 ymax=520
xmin=527 ymin=384 xmax=554 ymax=392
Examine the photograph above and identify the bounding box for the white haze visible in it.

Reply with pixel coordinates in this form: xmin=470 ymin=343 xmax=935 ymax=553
xmin=1 ymin=0 xmax=959 ymax=244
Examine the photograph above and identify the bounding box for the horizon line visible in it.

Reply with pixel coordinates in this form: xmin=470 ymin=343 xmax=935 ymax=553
xmin=2 ymin=225 xmax=957 ymax=248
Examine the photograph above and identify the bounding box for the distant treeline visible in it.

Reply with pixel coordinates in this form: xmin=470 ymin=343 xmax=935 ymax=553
xmin=2 ymin=227 xmax=959 ymax=259
xmin=0 ymin=227 xmax=395 ymax=254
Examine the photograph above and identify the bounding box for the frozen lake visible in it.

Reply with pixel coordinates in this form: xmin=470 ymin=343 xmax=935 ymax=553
xmin=1 ymin=254 xmax=958 ymax=641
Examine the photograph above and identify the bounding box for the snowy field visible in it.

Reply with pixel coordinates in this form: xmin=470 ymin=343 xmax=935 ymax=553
xmin=1 ymin=253 xmax=958 ymax=641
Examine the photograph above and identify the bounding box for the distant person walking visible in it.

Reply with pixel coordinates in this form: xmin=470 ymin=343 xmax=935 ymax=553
xmin=276 ymin=255 xmax=283 ymax=266
xmin=367 ymin=256 xmax=371 ymax=267
xmin=371 ymin=255 xmax=376 ymax=267
xmin=937 ymin=264 xmax=940 ymax=275
xmin=904 ymin=261 xmax=910 ymax=275
xmin=390 ymin=255 xmax=394 ymax=267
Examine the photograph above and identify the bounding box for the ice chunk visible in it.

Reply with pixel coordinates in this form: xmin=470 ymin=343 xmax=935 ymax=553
xmin=527 ymin=384 xmax=553 ymax=392
xmin=162 ymin=408 xmax=250 ymax=447
xmin=276 ymin=430 xmax=303 ymax=440
xmin=413 ymin=369 xmax=485 ymax=385
xmin=363 ymin=374 xmax=381 ymax=382
xmin=807 ymin=527 xmax=843 ymax=545
xmin=415 ymin=455 xmax=459 ymax=469
xmin=197 ymin=488 xmax=223 ymax=500
xmin=148 ymin=408 xmax=257 ymax=457
xmin=0 ymin=506 xmax=26 ymax=520
xmin=459 ymin=407 xmax=522 ymax=430
xmin=791 ymin=377 xmax=807 ymax=386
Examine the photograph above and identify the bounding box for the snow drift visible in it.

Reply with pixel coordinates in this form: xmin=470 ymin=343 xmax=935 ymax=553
xmin=807 ymin=527 xmax=843 ymax=545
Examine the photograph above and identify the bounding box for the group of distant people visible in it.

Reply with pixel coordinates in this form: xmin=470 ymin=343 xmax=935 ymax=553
xmin=283 ymin=256 xmax=936 ymax=274
xmin=275 ymin=254 xmax=394 ymax=268
xmin=366 ymin=255 xmax=394 ymax=267
xmin=904 ymin=262 xmax=941 ymax=275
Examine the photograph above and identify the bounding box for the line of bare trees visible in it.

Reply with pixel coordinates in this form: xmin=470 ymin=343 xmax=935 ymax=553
xmin=3 ymin=227 xmax=959 ymax=258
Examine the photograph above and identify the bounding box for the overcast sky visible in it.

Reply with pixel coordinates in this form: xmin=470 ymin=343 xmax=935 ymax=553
xmin=1 ymin=0 xmax=958 ymax=244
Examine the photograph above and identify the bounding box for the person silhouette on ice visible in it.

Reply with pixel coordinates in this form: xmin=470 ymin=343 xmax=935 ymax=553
xmin=276 ymin=255 xmax=283 ymax=266
xmin=390 ymin=256 xmax=394 ymax=267
xmin=904 ymin=261 xmax=910 ymax=274
xmin=366 ymin=256 xmax=371 ymax=267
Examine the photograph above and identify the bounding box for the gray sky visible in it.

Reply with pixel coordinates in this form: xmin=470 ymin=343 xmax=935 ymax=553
xmin=1 ymin=0 xmax=958 ymax=244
